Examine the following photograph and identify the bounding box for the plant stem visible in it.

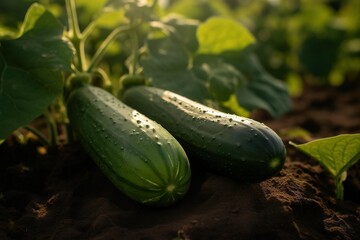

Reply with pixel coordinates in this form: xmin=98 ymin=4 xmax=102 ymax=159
xmin=23 ymin=126 xmax=51 ymax=146
xmin=65 ymin=0 xmax=74 ymax=36
xmin=44 ymin=110 xmax=59 ymax=146
xmin=82 ymin=22 xmax=96 ymax=41
xmin=65 ymin=0 xmax=81 ymax=39
xmin=65 ymin=0 xmax=87 ymax=71
xmin=87 ymin=25 xmax=135 ymax=73
xmin=335 ymin=176 xmax=344 ymax=200
xmin=129 ymin=29 xmax=140 ymax=75
xmin=78 ymin=39 xmax=87 ymax=71
xmin=335 ymin=171 xmax=348 ymax=200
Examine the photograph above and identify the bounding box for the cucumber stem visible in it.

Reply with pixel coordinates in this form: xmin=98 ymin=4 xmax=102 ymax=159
xmin=87 ymin=25 xmax=135 ymax=73
xmin=335 ymin=178 xmax=344 ymax=200
xmin=23 ymin=126 xmax=51 ymax=146
xmin=65 ymin=0 xmax=87 ymax=71
xmin=129 ymin=28 xmax=140 ymax=75
xmin=82 ymin=22 xmax=96 ymax=41
xmin=65 ymin=0 xmax=81 ymax=38
xmin=44 ymin=110 xmax=59 ymax=146
xmin=335 ymin=171 xmax=347 ymax=200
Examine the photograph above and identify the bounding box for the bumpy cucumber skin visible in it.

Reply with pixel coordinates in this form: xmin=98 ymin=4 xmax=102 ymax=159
xmin=67 ymin=85 xmax=191 ymax=206
xmin=122 ymin=86 xmax=286 ymax=182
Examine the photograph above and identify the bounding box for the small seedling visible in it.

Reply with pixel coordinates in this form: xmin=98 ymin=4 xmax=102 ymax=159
xmin=290 ymin=134 xmax=360 ymax=200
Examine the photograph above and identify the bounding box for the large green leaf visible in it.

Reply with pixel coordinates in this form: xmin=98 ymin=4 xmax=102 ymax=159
xmin=159 ymin=15 xmax=200 ymax=53
xmin=142 ymin=35 xmax=208 ymax=101
xmin=193 ymin=56 xmax=243 ymax=102
xmin=168 ymin=0 xmax=230 ymax=22
xmin=0 ymin=3 xmax=74 ymax=139
xmin=141 ymin=15 xmax=208 ymax=101
xmin=299 ymin=29 xmax=344 ymax=78
xmin=290 ymin=134 xmax=360 ymax=178
xmin=234 ymin=55 xmax=292 ymax=118
xmin=105 ymin=0 xmax=155 ymax=22
xmin=197 ymin=17 xmax=255 ymax=55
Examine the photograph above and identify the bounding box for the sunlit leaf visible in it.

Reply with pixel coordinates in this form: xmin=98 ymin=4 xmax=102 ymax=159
xmin=329 ymin=68 xmax=345 ymax=86
xmin=286 ymin=72 xmax=303 ymax=97
xmin=197 ymin=17 xmax=255 ymax=55
xmin=77 ymin=0 xmax=108 ymax=14
xmin=95 ymin=8 xmax=126 ymax=28
xmin=0 ymin=3 xmax=74 ymax=139
xmin=222 ymin=94 xmax=250 ymax=117
xmin=280 ymin=127 xmax=312 ymax=141
xmin=0 ymin=26 xmax=20 ymax=39
xmin=298 ymin=3 xmax=333 ymax=34
xmin=290 ymin=134 xmax=360 ymax=178
xmin=168 ymin=0 xmax=230 ymax=21
xmin=104 ymin=0 xmax=154 ymax=22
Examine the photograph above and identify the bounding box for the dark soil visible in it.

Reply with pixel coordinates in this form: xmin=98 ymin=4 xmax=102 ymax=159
xmin=1 ymin=80 xmax=360 ymax=240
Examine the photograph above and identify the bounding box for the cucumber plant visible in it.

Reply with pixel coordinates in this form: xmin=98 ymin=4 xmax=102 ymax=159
xmin=0 ymin=0 xmax=292 ymax=205
xmin=0 ymin=0 xmax=291 ymax=145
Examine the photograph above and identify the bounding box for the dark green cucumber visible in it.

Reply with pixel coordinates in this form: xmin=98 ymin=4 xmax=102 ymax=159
xmin=67 ymin=85 xmax=191 ymax=206
xmin=122 ymin=86 xmax=286 ymax=182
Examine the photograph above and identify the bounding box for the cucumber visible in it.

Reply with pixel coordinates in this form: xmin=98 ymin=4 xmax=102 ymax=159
xmin=122 ymin=86 xmax=286 ymax=182
xmin=67 ymin=85 xmax=191 ymax=206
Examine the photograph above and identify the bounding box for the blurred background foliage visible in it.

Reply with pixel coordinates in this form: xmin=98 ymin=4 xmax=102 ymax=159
xmin=1 ymin=0 xmax=359 ymax=97
xmin=163 ymin=0 xmax=360 ymax=95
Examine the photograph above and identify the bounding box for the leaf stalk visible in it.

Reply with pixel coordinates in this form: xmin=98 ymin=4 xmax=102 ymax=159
xmin=87 ymin=24 xmax=136 ymax=72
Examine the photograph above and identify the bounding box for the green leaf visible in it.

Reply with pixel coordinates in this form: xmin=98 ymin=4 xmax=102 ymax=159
xmin=0 ymin=26 xmax=19 ymax=39
xmin=299 ymin=29 xmax=344 ymax=78
xmin=234 ymin=55 xmax=291 ymax=118
xmin=197 ymin=17 xmax=255 ymax=55
xmin=195 ymin=17 xmax=290 ymax=118
xmin=289 ymin=134 xmax=360 ymax=178
xmin=160 ymin=15 xmax=200 ymax=53
xmin=0 ymin=3 xmax=74 ymax=139
xmin=142 ymin=36 xmax=208 ymax=101
xmin=168 ymin=0 xmax=231 ymax=22
xmin=142 ymin=16 xmax=208 ymax=101
xmin=94 ymin=8 xmax=126 ymax=29
xmin=77 ymin=0 xmax=108 ymax=14
xmin=105 ymin=0 xmax=154 ymax=22
xmin=193 ymin=57 xmax=243 ymax=102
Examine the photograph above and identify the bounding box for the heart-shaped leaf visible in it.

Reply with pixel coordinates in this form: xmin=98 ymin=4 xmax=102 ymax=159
xmin=290 ymin=134 xmax=360 ymax=178
xmin=197 ymin=17 xmax=255 ymax=55
xmin=0 ymin=3 xmax=74 ymax=139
